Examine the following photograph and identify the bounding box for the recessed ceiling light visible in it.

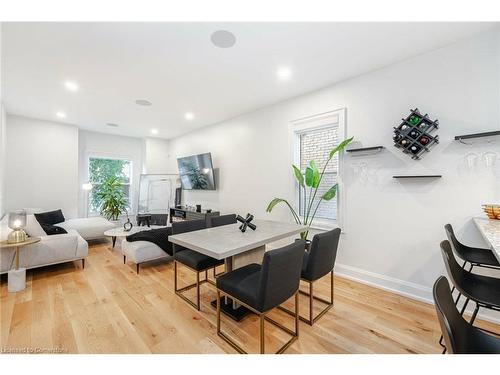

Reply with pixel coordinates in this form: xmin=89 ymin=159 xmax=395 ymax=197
xmin=135 ymin=99 xmax=152 ymax=106
xmin=56 ymin=111 xmax=66 ymax=119
xmin=106 ymin=123 xmax=119 ymax=128
xmin=277 ymin=67 xmax=292 ymax=81
xmin=64 ymin=81 xmax=79 ymax=92
xmin=151 ymin=129 xmax=159 ymax=135
xmin=184 ymin=112 xmax=195 ymax=121
xmin=211 ymin=30 xmax=236 ymax=48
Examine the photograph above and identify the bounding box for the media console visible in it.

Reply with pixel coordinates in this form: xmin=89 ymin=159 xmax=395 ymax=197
xmin=169 ymin=206 xmax=220 ymax=226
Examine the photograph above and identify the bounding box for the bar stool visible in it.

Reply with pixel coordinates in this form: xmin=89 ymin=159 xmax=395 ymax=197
xmin=216 ymin=240 xmax=305 ymax=354
xmin=433 ymin=276 xmax=500 ymax=354
xmin=279 ymin=228 xmax=341 ymax=325
xmin=439 ymin=240 xmax=500 ymax=352
xmin=172 ymin=219 xmax=224 ymax=311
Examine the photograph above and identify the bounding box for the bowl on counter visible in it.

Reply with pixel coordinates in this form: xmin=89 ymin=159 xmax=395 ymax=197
xmin=482 ymin=204 xmax=500 ymax=220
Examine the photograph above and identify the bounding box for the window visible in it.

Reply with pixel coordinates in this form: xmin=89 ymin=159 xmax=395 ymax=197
xmin=88 ymin=157 xmax=132 ymax=214
xmin=291 ymin=109 xmax=345 ymax=226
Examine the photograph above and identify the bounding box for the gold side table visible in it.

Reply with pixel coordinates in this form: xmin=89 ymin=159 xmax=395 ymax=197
xmin=0 ymin=237 xmax=41 ymax=292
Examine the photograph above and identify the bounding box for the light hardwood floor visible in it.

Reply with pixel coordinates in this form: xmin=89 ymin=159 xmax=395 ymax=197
xmin=1 ymin=240 xmax=498 ymax=354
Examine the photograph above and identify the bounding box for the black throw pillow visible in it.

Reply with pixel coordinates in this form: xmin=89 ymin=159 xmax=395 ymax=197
xmin=35 ymin=209 xmax=65 ymax=225
xmin=40 ymin=223 xmax=68 ymax=236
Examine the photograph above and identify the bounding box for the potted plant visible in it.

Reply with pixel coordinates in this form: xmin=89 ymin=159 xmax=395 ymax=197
xmin=266 ymin=137 xmax=353 ymax=243
xmin=95 ymin=176 xmax=129 ymax=222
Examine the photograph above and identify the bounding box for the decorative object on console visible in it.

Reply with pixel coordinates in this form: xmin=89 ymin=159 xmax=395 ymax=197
xmin=123 ymin=214 xmax=133 ymax=232
xmin=266 ymin=137 xmax=353 ymax=240
xmin=7 ymin=210 xmax=27 ymax=244
xmin=482 ymin=204 xmax=500 ymax=220
xmin=393 ymin=108 xmax=439 ymax=160
xmin=136 ymin=214 xmax=152 ymax=227
xmin=236 ymin=214 xmax=257 ymax=232
xmin=196 ymin=204 xmax=202 ymax=212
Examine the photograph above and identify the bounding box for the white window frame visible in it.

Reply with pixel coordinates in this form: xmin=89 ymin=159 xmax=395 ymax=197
xmin=85 ymin=153 xmax=134 ymax=216
xmin=289 ymin=108 xmax=346 ymax=231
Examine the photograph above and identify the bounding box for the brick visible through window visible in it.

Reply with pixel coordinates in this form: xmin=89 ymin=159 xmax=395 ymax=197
xmin=298 ymin=126 xmax=338 ymax=221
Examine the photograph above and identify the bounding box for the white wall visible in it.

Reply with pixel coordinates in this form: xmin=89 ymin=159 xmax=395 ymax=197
xmin=4 ymin=115 xmax=79 ymax=217
xmin=78 ymin=130 xmax=144 ymax=217
xmin=143 ymin=137 xmax=170 ymax=174
xmin=167 ymin=30 xmax=500 ymax=317
xmin=0 ymin=22 xmax=5 ymax=218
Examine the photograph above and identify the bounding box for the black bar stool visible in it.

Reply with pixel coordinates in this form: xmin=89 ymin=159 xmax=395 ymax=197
xmin=433 ymin=276 xmax=500 ymax=354
xmin=216 ymin=240 xmax=305 ymax=354
xmin=278 ymin=228 xmax=341 ymax=325
xmin=439 ymin=240 xmax=500 ymax=353
xmin=172 ymin=219 xmax=224 ymax=311
xmin=445 ymin=224 xmax=500 ymax=273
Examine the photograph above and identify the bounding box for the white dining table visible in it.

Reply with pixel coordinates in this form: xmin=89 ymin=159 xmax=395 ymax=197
xmin=473 ymin=217 xmax=500 ymax=262
xmin=168 ymin=219 xmax=307 ymax=320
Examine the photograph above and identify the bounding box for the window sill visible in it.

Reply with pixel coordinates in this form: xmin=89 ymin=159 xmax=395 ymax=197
xmin=301 ymin=218 xmax=339 ymax=232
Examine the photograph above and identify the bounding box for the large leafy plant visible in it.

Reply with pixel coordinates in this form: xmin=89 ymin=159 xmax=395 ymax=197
xmin=95 ymin=176 xmax=129 ymax=221
xmin=266 ymin=137 xmax=353 ymax=240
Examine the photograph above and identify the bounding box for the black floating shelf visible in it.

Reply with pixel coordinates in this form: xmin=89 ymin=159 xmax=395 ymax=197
xmin=454 ymin=130 xmax=500 ymax=141
xmin=393 ymin=175 xmax=442 ymax=179
xmin=346 ymin=146 xmax=385 ymax=153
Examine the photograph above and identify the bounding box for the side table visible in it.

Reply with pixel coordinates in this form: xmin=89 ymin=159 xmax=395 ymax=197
xmin=0 ymin=237 xmax=41 ymax=292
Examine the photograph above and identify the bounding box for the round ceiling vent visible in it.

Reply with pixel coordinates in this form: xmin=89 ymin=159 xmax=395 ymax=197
xmin=135 ymin=99 xmax=152 ymax=106
xmin=211 ymin=30 xmax=236 ymax=48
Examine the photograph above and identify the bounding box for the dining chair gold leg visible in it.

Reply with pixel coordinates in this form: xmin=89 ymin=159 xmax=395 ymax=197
xmin=216 ymin=290 xmax=221 ymax=334
xmin=295 ymin=291 xmax=299 ymax=337
xmin=216 ymin=289 xmax=299 ymax=354
xmin=174 ymin=260 xmax=178 ymax=291
xmin=309 ymin=281 xmax=314 ymax=326
xmin=278 ymin=273 xmax=334 ymax=325
xmin=260 ymin=314 xmax=265 ymax=354
xmin=196 ymin=271 xmax=200 ymax=310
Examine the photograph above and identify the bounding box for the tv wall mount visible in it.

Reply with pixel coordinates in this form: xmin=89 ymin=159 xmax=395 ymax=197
xmin=393 ymin=108 xmax=439 ymax=160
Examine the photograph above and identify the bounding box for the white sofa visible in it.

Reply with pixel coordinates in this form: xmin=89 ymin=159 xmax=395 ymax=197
xmin=0 ymin=210 xmax=114 ymax=274
xmin=58 ymin=217 xmax=115 ymax=240
xmin=0 ymin=215 xmax=89 ymax=274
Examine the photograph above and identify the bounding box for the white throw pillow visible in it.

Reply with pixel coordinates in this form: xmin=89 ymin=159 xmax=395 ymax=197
xmin=25 ymin=214 xmax=46 ymax=237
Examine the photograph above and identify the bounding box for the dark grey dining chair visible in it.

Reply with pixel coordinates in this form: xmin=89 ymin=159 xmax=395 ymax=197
xmin=279 ymin=228 xmax=341 ymax=325
xmin=210 ymin=214 xmax=237 ymax=227
xmin=172 ymin=219 xmax=224 ymax=311
xmin=216 ymin=240 xmax=305 ymax=354
xmin=433 ymin=276 xmax=500 ymax=354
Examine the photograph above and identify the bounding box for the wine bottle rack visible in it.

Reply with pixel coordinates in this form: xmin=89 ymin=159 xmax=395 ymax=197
xmin=393 ymin=108 xmax=439 ymax=160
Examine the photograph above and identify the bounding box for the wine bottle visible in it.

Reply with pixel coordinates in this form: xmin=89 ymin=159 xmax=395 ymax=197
xmin=409 ymin=130 xmax=420 ymax=139
xmin=419 ymin=136 xmax=430 ymax=145
xmin=409 ymin=115 xmax=420 ymax=125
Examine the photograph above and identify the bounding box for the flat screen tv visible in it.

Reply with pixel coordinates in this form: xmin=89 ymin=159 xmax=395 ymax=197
xmin=177 ymin=152 xmax=216 ymax=190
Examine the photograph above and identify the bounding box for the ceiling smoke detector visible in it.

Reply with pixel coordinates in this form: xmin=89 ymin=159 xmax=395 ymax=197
xmin=135 ymin=99 xmax=152 ymax=106
xmin=211 ymin=30 xmax=236 ymax=48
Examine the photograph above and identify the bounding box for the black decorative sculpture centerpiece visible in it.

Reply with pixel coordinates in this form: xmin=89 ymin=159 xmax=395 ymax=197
xmin=236 ymin=214 xmax=257 ymax=233
xmin=393 ymin=108 xmax=439 ymax=160
xmin=123 ymin=214 xmax=133 ymax=232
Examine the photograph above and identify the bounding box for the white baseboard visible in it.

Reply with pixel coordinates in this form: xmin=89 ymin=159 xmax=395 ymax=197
xmin=335 ymin=262 xmax=500 ymax=325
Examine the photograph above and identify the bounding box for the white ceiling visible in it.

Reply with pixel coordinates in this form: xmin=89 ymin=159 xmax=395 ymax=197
xmin=2 ymin=22 xmax=497 ymax=139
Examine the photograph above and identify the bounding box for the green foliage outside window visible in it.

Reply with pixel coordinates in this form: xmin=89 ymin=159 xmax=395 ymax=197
xmin=89 ymin=158 xmax=131 ymax=214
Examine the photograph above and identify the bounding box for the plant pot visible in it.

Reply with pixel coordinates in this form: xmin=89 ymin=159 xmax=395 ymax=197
xmin=295 ymin=238 xmax=311 ymax=251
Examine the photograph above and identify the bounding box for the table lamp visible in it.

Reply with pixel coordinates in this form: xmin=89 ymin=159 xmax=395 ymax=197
xmin=7 ymin=210 xmax=27 ymax=244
